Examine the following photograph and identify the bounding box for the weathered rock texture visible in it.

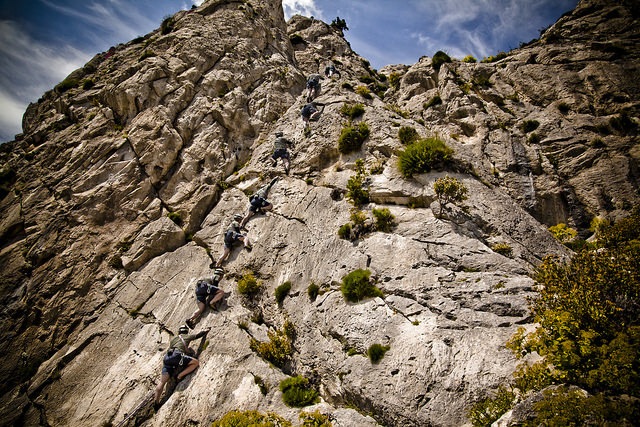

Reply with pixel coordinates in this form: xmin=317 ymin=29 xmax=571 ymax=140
xmin=0 ymin=0 xmax=638 ymax=425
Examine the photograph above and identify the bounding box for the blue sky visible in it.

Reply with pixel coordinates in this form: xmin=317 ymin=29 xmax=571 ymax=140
xmin=0 ymin=0 xmax=577 ymax=142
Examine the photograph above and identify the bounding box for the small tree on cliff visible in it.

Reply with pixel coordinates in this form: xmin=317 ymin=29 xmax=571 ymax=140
xmin=433 ymin=175 xmax=468 ymax=217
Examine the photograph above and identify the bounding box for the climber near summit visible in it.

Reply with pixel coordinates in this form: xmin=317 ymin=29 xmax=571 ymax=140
xmin=301 ymin=102 xmax=324 ymax=129
xmin=215 ymin=214 xmax=252 ymax=267
xmin=324 ymin=64 xmax=341 ymax=79
xmin=240 ymin=177 xmax=278 ymax=227
xmin=305 ymin=73 xmax=323 ymax=102
xmin=154 ymin=325 xmax=210 ymax=405
xmin=271 ymin=131 xmax=293 ymax=174
xmin=186 ymin=268 xmax=226 ymax=329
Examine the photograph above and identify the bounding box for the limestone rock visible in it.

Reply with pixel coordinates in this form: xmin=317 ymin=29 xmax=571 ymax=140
xmin=0 ymin=0 xmax=638 ymax=426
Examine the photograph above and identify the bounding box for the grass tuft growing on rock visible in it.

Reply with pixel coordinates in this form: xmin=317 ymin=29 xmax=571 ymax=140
xmin=398 ymin=126 xmax=419 ymax=145
xmin=339 ymin=103 xmax=365 ymax=120
xmin=355 ymin=85 xmax=373 ymax=99
xmin=275 ymin=281 xmax=292 ymax=304
xmin=432 ymin=50 xmax=451 ymax=69
xmin=341 ymin=269 xmax=383 ymax=302
xmin=520 ymin=119 xmax=540 ymax=133
xmin=307 ymin=283 xmax=320 ymax=301
xmin=249 ymin=325 xmax=292 ymax=368
xmin=280 ymin=376 xmax=319 ymax=408
xmin=212 ymin=410 xmax=291 ymax=427
xmin=237 ymin=271 xmax=261 ymax=296
xmin=338 ymin=122 xmax=370 ymax=154
xmin=398 ymin=138 xmax=453 ymax=178
xmin=491 ymin=242 xmax=513 ymax=257
xmin=372 ymin=208 xmax=395 ymax=232
xmin=367 ymin=343 xmax=390 ymax=364
xmin=424 ymin=95 xmax=442 ymax=109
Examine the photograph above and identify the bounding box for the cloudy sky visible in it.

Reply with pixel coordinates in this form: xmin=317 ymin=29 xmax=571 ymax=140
xmin=0 ymin=0 xmax=577 ymax=142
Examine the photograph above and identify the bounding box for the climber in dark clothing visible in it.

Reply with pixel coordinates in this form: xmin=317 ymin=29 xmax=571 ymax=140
xmin=271 ymin=131 xmax=293 ymax=174
xmin=215 ymin=214 xmax=251 ymax=267
xmin=301 ymin=102 xmax=324 ymax=128
xmin=186 ymin=268 xmax=226 ymax=328
xmin=154 ymin=325 xmax=210 ymax=404
xmin=241 ymin=177 xmax=278 ymax=227
xmin=324 ymin=64 xmax=341 ymax=79
xmin=306 ymin=73 xmax=323 ymax=102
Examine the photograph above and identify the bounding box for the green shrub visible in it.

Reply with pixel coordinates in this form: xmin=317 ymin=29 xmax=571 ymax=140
xmin=367 ymin=343 xmax=390 ymax=364
xmin=557 ymin=102 xmax=570 ymax=114
xmin=434 ymin=175 xmax=468 ymax=216
xmin=505 ymin=206 xmax=640 ymax=421
xmin=237 ymin=271 xmax=262 ymax=296
xmin=520 ymin=119 xmax=539 ymax=133
xmin=82 ymin=79 xmax=95 ymax=90
xmin=424 ymin=95 xmax=442 ymax=109
xmin=548 ymin=223 xmax=577 ymax=243
xmin=212 ymin=410 xmax=291 ymax=427
xmin=591 ymin=137 xmax=605 ymax=148
xmin=358 ymin=75 xmax=374 ymax=84
xmin=139 ymin=50 xmax=156 ymax=61
xmin=339 ymin=103 xmax=365 ymax=120
xmin=480 ymin=51 xmax=508 ymax=63
xmin=398 ymin=126 xmax=419 ymax=145
xmin=468 ymin=385 xmax=516 ymax=427
xmin=337 ymin=223 xmax=352 ymax=239
xmin=341 ymin=269 xmax=383 ymax=303
xmin=491 ymin=242 xmax=513 ymax=257
xmin=249 ymin=326 xmax=292 ymax=368
xmin=528 ymin=132 xmax=541 ymax=144
xmin=289 ymin=33 xmax=304 ymax=44
xmin=338 ymin=122 xmax=370 ymax=153
xmin=161 ymin=16 xmax=174 ymax=35
xmin=385 ymin=104 xmax=409 ymax=118
xmin=275 ymin=281 xmax=292 ymax=304
xmin=167 ymin=211 xmax=182 ymax=225
xmin=462 ymin=55 xmax=477 ymax=63
xmin=299 ymin=410 xmax=332 ymax=427
xmin=55 ymin=77 xmax=79 ymax=93
xmin=398 ymin=138 xmax=453 ymax=178
xmin=471 ymin=75 xmax=492 ymax=88
xmin=350 ymin=209 xmax=367 ymax=226
xmin=280 ymin=376 xmax=319 ymax=408
xmin=531 ymin=386 xmax=638 ymax=426
xmin=346 ymin=172 xmax=369 ymax=206
xmin=372 ymin=208 xmax=395 ymax=232
xmin=389 ymin=72 xmax=401 ymax=88
xmin=341 ymin=82 xmax=353 ymax=91
xmin=432 ymin=50 xmax=451 ymax=69
xmin=308 ymin=283 xmax=320 ymax=301
xmin=331 ymin=16 xmax=348 ymax=32
xmin=355 ymin=85 xmax=373 ymax=99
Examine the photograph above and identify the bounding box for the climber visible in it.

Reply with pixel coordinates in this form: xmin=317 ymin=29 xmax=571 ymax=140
xmin=305 ymin=73 xmax=323 ymax=102
xmin=240 ymin=177 xmax=278 ymax=227
xmin=154 ymin=325 xmax=210 ymax=405
xmin=324 ymin=64 xmax=341 ymax=79
xmin=271 ymin=131 xmax=294 ymax=174
xmin=215 ymin=214 xmax=251 ymax=267
xmin=186 ymin=268 xmax=226 ymax=328
xmin=301 ymin=102 xmax=324 ymax=128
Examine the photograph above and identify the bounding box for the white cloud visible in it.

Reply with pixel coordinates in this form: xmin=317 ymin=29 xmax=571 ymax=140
xmin=0 ymin=20 xmax=91 ymax=140
xmin=0 ymin=88 xmax=26 ymax=142
xmin=282 ymin=0 xmax=321 ymax=20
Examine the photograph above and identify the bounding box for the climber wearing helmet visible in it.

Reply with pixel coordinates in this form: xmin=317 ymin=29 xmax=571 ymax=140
xmin=186 ymin=268 xmax=227 ymax=328
xmin=241 ymin=177 xmax=278 ymax=227
xmin=324 ymin=64 xmax=341 ymax=79
xmin=215 ymin=214 xmax=251 ymax=267
xmin=154 ymin=325 xmax=210 ymax=405
xmin=271 ymin=131 xmax=293 ymax=174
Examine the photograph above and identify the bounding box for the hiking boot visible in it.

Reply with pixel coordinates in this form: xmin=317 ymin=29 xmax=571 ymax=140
xmin=186 ymin=318 xmax=195 ymax=329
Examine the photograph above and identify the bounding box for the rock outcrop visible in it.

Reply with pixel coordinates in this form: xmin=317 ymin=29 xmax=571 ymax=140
xmin=0 ymin=0 xmax=638 ymax=425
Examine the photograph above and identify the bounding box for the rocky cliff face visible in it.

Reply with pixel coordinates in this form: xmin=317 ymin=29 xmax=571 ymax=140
xmin=0 ymin=0 xmax=638 ymax=425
